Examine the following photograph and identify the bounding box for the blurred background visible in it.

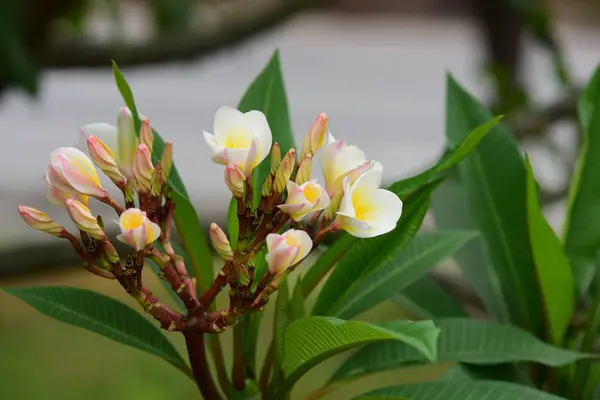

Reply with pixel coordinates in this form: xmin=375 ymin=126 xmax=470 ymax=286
xmin=1 ymin=0 xmax=600 ymax=399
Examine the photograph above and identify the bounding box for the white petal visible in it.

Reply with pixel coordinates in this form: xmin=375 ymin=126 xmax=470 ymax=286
xmin=351 ymin=168 xmax=383 ymax=201
xmin=117 ymin=107 xmax=138 ymax=177
xmin=287 ymin=230 xmax=313 ymax=265
xmin=243 ymin=110 xmax=272 ymax=165
xmin=337 ymin=178 xmax=356 ymax=218
xmin=146 ymin=220 xmax=162 ymax=243
xmin=334 ymin=144 xmax=366 ymax=181
xmin=203 ymin=131 xmax=229 ymax=164
xmin=213 ymin=106 xmax=244 ymax=142
xmin=266 ymin=233 xmax=282 ymax=252
xmin=365 ymin=189 xmax=403 ymax=232
xmin=326 ymin=133 xmax=336 ymax=145
xmin=80 ymin=123 xmax=118 ymax=156
xmin=314 ymin=187 xmax=331 ymax=210
xmin=336 ymin=215 xmax=376 ymax=238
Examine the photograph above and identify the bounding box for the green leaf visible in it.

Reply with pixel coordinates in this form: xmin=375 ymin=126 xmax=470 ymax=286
xmin=525 ymin=157 xmax=574 ymax=344
xmin=238 ymin=49 xmax=295 ymax=207
xmin=312 ymin=180 xmax=440 ymax=316
xmin=563 ymin=65 xmax=600 ymax=295
xmin=392 ymin=275 xmax=468 ymax=319
xmin=274 ymin=278 xmax=293 ymax=367
xmin=4 ymin=286 xmax=190 ymax=376
xmin=290 ymin=277 xmax=305 ymax=319
xmin=445 ymin=74 xmax=542 ymax=332
xmin=282 ymin=317 xmax=439 ymax=394
xmin=389 ymin=116 xmax=502 ymax=198
xmin=111 ymin=62 xmax=213 ymax=292
xmin=355 ymin=381 xmax=566 ymax=400
xmin=330 ymin=318 xmax=592 ymax=383
xmin=336 ymin=231 xmax=477 ymax=319
xmin=431 ymin=167 xmax=509 ymax=322
xmin=227 ymin=198 xmax=239 ymax=249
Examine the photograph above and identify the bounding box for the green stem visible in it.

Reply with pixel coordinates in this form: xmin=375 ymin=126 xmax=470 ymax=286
xmin=233 ymin=323 xmax=246 ymax=391
xmin=573 ymin=278 xmax=600 ymax=399
xmin=259 ymin=342 xmax=274 ymax=395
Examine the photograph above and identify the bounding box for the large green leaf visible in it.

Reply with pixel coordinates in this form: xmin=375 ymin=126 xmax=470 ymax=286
xmin=525 ymin=157 xmax=574 ymax=344
xmin=392 ymin=275 xmax=468 ymax=319
xmin=274 ymin=278 xmax=293 ymax=368
xmin=331 ymin=318 xmax=591 ymax=383
xmin=355 ymin=381 xmax=566 ymax=400
xmin=4 ymin=286 xmax=190 ymax=376
xmin=281 ymin=317 xmax=439 ymax=394
xmin=112 ymin=62 xmax=213 ymax=292
xmin=445 ymin=75 xmax=541 ymax=332
xmin=431 ymin=168 xmax=509 ymax=322
xmin=238 ymin=49 xmax=295 ymax=207
xmin=389 ymin=116 xmax=501 ymax=198
xmin=336 ymin=231 xmax=477 ymax=319
xmin=312 ymin=180 xmax=440 ymax=316
xmin=563 ymin=65 xmax=600 ymax=295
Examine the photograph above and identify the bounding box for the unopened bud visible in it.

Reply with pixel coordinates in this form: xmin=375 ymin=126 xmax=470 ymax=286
xmin=139 ymin=118 xmax=154 ymax=154
xmin=125 ymin=180 xmax=136 ymax=205
xmin=209 ymin=223 xmax=233 ymax=261
xmin=161 ymin=141 xmax=173 ymax=182
xmin=87 ymin=135 xmax=126 ymax=187
xmin=150 ymin=162 xmax=163 ymax=197
xmin=270 ymin=142 xmax=281 ymax=175
xmin=262 ymin=174 xmax=273 ymax=197
xmin=225 ymin=163 xmax=245 ymax=198
xmin=300 ymin=113 xmax=328 ymax=160
xmin=102 ymin=240 xmax=120 ymax=264
xmin=274 ymin=148 xmax=296 ymax=194
xmin=134 ymin=144 xmax=154 ymax=193
xmin=17 ymin=206 xmax=63 ymax=236
xmin=295 ymin=155 xmax=312 ymax=186
xmin=65 ymin=199 xmax=106 ymax=240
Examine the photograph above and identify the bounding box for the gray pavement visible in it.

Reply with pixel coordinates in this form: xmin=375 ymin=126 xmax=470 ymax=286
xmin=1 ymin=13 xmax=599 ymax=252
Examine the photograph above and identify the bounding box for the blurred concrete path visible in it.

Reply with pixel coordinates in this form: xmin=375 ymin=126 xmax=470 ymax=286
xmin=1 ymin=13 xmax=599 ymax=252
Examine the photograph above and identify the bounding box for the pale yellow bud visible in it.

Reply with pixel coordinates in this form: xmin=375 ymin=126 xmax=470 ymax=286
xmin=134 ymin=144 xmax=154 ymax=193
xmin=102 ymin=240 xmax=120 ymax=264
xmin=209 ymin=223 xmax=233 ymax=261
xmin=262 ymin=174 xmax=273 ymax=197
xmin=17 ymin=206 xmax=64 ymax=236
xmin=161 ymin=141 xmax=173 ymax=182
xmin=295 ymin=155 xmax=312 ymax=186
xmin=300 ymin=113 xmax=328 ymax=160
xmin=224 ymin=163 xmax=246 ymax=198
xmin=270 ymin=142 xmax=281 ymax=175
xmin=274 ymin=148 xmax=296 ymax=194
xmin=87 ymin=135 xmax=126 ymax=187
xmin=65 ymin=199 xmax=106 ymax=240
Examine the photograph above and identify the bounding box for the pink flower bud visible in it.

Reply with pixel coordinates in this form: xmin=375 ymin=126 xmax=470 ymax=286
xmin=139 ymin=117 xmax=154 ymax=154
xmin=300 ymin=113 xmax=328 ymax=159
xmin=209 ymin=223 xmax=233 ymax=261
xmin=44 ymin=171 xmax=88 ymax=206
xmin=87 ymin=135 xmax=126 ymax=186
xmin=65 ymin=199 xmax=106 ymax=240
xmin=116 ymin=208 xmax=161 ymax=251
xmin=274 ymin=148 xmax=296 ymax=194
xmin=48 ymin=147 xmax=107 ymax=198
xmin=224 ymin=163 xmax=246 ymax=198
xmin=266 ymin=229 xmax=312 ymax=274
xmin=17 ymin=206 xmax=63 ymax=236
xmin=161 ymin=141 xmax=173 ymax=182
xmin=133 ymin=144 xmax=154 ymax=193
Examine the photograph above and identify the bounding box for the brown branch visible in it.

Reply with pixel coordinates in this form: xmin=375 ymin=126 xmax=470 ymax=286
xmin=184 ymin=332 xmax=224 ymax=400
xmin=199 ymin=264 xmax=230 ymax=309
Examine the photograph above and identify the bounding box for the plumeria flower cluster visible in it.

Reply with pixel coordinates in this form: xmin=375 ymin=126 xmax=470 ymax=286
xmin=203 ymin=106 xmax=403 ymax=310
xmin=18 ymin=105 xmax=402 ymax=336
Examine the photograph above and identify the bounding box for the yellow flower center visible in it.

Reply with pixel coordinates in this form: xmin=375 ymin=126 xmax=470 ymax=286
xmin=303 ymin=185 xmax=320 ymax=204
xmin=285 ymin=235 xmax=299 ymax=246
xmin=224 ymin=130 xmax=252 ymax=149
xmin=352 ymin=191 xmax=374 ymax=222
xmin=122 ymin=213 xmax=144 ymax=230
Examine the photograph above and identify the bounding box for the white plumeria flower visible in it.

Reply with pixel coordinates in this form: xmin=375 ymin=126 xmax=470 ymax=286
xmin=320 ymin=134 xmax=379 ymax=195
xmin=47 ymin=147 xmax=107 ymax=198
xmin=80 ymin=107 xmax=138 ymax=178
xmin=116 ymin=208 xmax=161 ymax=251
xmin=335 ymin=167 xmax=403 ymax=238
xmin=44 ymin=171 xmax=88 ymax=206
xmin=278 ymin=180 xmax=330 ymax=222
xmin=203 ymin=106 xmax=272 ymax=176
xmin=265 ymin=229 xmax=312 ymax=275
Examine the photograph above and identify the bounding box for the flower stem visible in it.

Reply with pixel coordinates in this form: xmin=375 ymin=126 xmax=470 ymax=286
xmin=232 ymin=323 xmax=246 ymax=391
xmin=184 ymin=332 xmax=223 ymax=400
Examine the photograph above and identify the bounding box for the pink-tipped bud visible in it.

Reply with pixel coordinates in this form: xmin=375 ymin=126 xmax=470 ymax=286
xmin=295 ymin=155 xmax=313 ymax=186
xmin=133 ymin=144 xmax=154 ymax=193
xmin=274 ymin=148 xmax=296 ymax=194
xmin=139 ymin=118 xmax=154 ymax=154
xmin=300 ymin=113 xmax=328 ymax=160
xmin=225 ymin=163 xmax=246 ymax=198
xmin=209 ymin=223 xmax=233 ymax=261
xmin=262 ymin=174 xmax=273 ymax=197
xmin=65 ymin=199 xmax=105 ymax=240
xmin=17 ymin=206 xmax=63 ymax=236
xmin=87 ymin=135 xmax=126 ymax=186
xmin=270 ymin=142 xmax=281 ymax=175
xmin=161 ymin=141 xmax=173 ymax=182
xmin=48 ymin=147 xmax=107 ymax=198
xmin=150 ymin=162 xmax=163 ymax=197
